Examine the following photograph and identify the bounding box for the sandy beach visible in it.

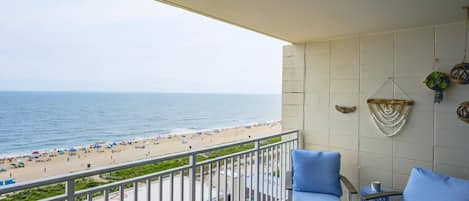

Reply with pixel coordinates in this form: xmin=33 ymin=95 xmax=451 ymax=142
xmin=0 ymin=122 xmax=280 ymax=183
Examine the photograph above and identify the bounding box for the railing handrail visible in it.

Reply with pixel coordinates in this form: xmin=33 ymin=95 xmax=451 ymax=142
xmin=0 ymin=129 xmax=298 ymax=194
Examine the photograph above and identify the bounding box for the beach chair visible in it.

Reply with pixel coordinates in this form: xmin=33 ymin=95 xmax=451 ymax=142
xmin=5 ymin=179 xmax=16 ymax=185
xmin=362 ymin=167 xmax=469 ymax=201
xmin=286 ymin=150 xmax=358 ymax=201
xmin=0 ymin=180 xmax=3 ymax=186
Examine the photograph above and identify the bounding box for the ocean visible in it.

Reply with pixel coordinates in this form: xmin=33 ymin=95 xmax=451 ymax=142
xmin=0 ymin=92 xmax=280 ymax=157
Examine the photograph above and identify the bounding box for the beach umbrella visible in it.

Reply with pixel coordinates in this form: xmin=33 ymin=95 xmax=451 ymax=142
xmin=69 ymin=148 xmax=77 ymax=152
xmin=93 ymin=144 xmax=102 ymax=149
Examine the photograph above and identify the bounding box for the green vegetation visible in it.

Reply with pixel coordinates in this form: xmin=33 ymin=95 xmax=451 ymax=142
xmin=0 ymin=178 xmax=108 ymax=201
xmin=1 ymin=136 xmax=281 ymax=201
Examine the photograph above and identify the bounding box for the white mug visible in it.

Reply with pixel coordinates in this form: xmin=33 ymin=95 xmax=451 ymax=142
xmin=371 ymin=181 xmax=381 ymax=192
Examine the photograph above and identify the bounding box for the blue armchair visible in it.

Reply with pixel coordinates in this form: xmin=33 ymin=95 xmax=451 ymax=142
xmin=286 ymin=149 xmax=358 ymax=201
xmin=362 ymin=167 xmax=469 ymax=201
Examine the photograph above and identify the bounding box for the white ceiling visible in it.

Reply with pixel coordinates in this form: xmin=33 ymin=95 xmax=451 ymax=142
xmin=158 ymin=0 xmax=469 ymax=43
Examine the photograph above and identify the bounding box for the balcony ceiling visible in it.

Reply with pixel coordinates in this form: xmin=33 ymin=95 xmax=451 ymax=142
xmin=158 ymin=0 xmax=469 ymax=43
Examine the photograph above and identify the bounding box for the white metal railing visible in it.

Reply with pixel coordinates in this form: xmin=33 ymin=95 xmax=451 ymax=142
xmin=0 ymin=130 xmax=299 ymax=201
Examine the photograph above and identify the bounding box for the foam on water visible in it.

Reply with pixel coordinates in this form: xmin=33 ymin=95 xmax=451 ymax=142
xmin=0 ymin=92 xmax=280 ymax=157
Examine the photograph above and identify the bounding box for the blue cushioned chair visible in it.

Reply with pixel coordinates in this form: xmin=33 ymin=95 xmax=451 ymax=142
xmin=286 ymin=149 xmax=358 ymax=201
xmin=362 ymin=167 xmax=469 ymax=201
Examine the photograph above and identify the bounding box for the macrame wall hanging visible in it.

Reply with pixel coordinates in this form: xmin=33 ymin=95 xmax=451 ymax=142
xmin=367 ymin=78 xmax=414 ymax=137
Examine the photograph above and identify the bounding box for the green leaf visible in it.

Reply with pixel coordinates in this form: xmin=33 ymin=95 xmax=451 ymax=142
xmin=440 ymin=82 xmax=448 ymax=89
xmin=427 ymin=80 xmax=435 ymax=88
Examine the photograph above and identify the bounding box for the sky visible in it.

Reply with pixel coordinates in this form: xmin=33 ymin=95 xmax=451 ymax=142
xmin=0 ymin=0 xmax=287 ymax=94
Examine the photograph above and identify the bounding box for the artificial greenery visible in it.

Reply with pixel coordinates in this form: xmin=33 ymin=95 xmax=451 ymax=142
xmin=423 ymin=71 xmax=450 ymax=90
xmin=423 ymin=71 xmax=450 ymax=103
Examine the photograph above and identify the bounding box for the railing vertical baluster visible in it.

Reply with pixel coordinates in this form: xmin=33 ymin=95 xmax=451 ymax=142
xmin=189 ymin=154 xmax=196 ymax=201
xmin=66 ymin=179 xmax=75 ymax=201
xmin=147 ymin=179 xmax=151 ymax=201
xmin=217 ymin=160 xmax=220 ymax=201
xmin=104 ymin=189 xmax=109 ymax=201
xmin=254 ymin=140 xmax=260 ymax=201
xmin=269 ymin=147 xmax=275 ymax=201
xmin=230 ymin=157 xmax=234 ymax=201
xmin=261 ymin=149 xmax=265 ymax=201
xmin=88 ymin=192 xmax=93 ymax=201
xmin=296 ymin=131 xmax=300 ymax=149
xmin=274 ymin=145 xmax=280 ymax=200
xmin=158 ymin=176 xmax=163 ymax=201
xmin=282 ymin=143 xmax=286 ymax=201
xmin=267 ymin=147 xmax=274 ymax=201
xmin=285 ymin=143 xmax=291 ymax=171
xmin=237 ymin=155 xmax=241 ymax=201
xmin=224 ymin=159 xmax=227 ymax=201
xmin=280 ymin=144 xmax=283 ymax=201
xmin=170 ymin=172 xmax=174 ymax=201
xmin=120 ymin=185 xmax=125 ymax=201
xmin=243 ymin=154 xmax=247 ymax=201
xmin=181 ymin=170 xmax=184 ymax=201
xmin=200 ymin=165 xmax=204 ymax=201
xmin=250 ymin=153 xmax=253 ymax=201
xmin=209 ymin=163 xmax=212 ymax=201
xmin=134 ymin=181 xmax=139 ymax=201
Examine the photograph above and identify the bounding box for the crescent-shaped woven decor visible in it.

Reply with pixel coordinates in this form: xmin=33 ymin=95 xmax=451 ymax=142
xmin=366 ymin=78 xmax=414 ymax=137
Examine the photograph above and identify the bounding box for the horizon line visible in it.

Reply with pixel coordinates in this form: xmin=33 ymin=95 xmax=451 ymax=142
xmin=0 ymin=89 xmax=281 ymax=95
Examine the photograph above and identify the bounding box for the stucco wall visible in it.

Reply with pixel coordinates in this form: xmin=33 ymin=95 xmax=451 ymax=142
xmin=282 ymin=21 xmax=469 ymax=190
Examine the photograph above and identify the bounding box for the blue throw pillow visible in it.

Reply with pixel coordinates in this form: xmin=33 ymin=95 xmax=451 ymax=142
xmin=292 ymin=149 xmax=342 ymax=197
xmin=403 ymin=167 xmax=469 ymax=201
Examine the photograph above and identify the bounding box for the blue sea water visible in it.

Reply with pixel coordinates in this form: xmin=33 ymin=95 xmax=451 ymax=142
xmin=0 ymin=92 xmax=280 ymax=157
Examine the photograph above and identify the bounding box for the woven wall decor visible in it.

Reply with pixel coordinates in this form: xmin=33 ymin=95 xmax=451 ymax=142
xmin=457 ymin=101 xmax=469 ymax=123
xmin=367 ymin=78 xmax=414 ymax=137
xmin=335 ymin=105 xmax=356 ymax=114
xmin=450 ymin=7 xmax=469 ymax=84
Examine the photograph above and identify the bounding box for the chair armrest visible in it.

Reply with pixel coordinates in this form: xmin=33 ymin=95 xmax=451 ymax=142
xmin=361 ymin=191 xmax=402 ymax=200
xmin=285 ymin=171 xmax=292 ymax=191
xmin=340 ymin=175 xmax=358 ymax=194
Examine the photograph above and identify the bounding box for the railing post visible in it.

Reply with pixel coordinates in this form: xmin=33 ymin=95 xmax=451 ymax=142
xmin=189 ymin=153 xmax=196 ymax=201
xmin=254 ymin=140 xmax=260 ymax=201
xmin=66 ymin=179 xmax=75 ymax=201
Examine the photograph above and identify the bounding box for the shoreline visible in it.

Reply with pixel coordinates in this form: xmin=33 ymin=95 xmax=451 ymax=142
xmin=0 ymin=120 xmax=279 ymax=159
xmin=0 ymin=121 xmax=281 ymax=183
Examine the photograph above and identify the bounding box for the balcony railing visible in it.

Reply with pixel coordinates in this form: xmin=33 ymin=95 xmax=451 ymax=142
xmin=0 ymin=130 xmax=299 ymax=201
